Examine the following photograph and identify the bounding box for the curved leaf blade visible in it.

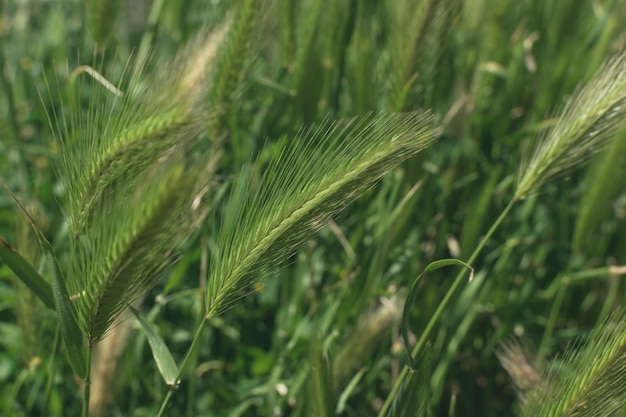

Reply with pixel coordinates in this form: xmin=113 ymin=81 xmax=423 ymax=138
xmin=0 ymin=236 xmax=55 ymax=310
xmin=130 ymin=306 xmax=179 ymax=386
xmin=402 ymin=259 xmax=473 ymax=369
xmin=46 ymin=246 xmax=87 ymax=378
xmin=0 ymin=177 xmax=86 ymax=377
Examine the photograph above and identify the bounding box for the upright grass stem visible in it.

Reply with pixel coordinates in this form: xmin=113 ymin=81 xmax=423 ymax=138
xmin=137 ymin=0 xmax=166 ymax=60
xmin=378 ymin=199 xmax=515 ymax=417
xmin=537 ymin=275 xmax=568 ymax=367
xmin=82 ymin=345 xmax=93 ymax=417
xmin=156 ymin=318 xmax=207 ymax=417
xmin=0 ymin=26 xmax=30 ymax=197
xmin=41 ymin=329 xmax=61 ymax=417
xmin=184 ymin=296 xmax=205 ymax=417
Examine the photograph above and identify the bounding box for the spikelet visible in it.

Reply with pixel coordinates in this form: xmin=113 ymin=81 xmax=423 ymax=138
xmin=496 ymin=339 xmax=541 ymax=405
xmin=206 ymin=112 xmax=439 ymax=318
xmin=50 ymin=24 xmax=230 ymax=343
xmin=521 ymin=310 xmax=626 ymax=417
xmin=57 ymin=21 xmax=230 ymax=235
xmin=515 ymin=50 xmax=626 ymax=200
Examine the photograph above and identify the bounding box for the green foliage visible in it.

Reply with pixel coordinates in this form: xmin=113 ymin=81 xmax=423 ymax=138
xmin=306 ymin=337 xmax=336 ymax=417
xmin=0 ymin=0 xmax=625 ymax=416
xmin=386 ymin=345 xmax=437 ymax=417
xmin=573 ymin=130 xmax=626 ymax=254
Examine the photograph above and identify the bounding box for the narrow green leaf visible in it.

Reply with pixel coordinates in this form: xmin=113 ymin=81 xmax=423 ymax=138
xmin=0 ymin=178 xmax=86 ymax=378
xmin=386 ymin=344 xmax=437 ymax=417
xmin=0 ymin=235 xmax=55 ymax=310
xmin=308 ymin=337 xmax=335 ymax=417
xmin=572 ymin=129 xmax=626 ymax=253
xmin=130 ymin=306 xmax=179 ymax=387
xmin=402 ymin=259 xmax=473 ymax=369
xmin=45 ymin=245 xmax=87 ymax=378
xmin=335 ymin=367 xmax=366 ymax=414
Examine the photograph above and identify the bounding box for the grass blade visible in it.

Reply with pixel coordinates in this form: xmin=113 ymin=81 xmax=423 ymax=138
xmin=386 ymin=344 xmax=437 ymax=417
xmin=572 ymin=129 xmax=626 ymax=253
xmin=307 ymin=337 xmax=335 ymax=417
xmin=402 ymin=259 xmax=473 ymax=369
xmin=335 ymin=368 xmax=366 ymax=414
xmin=0 ymin=235 xmax=55 ymax=310
xmin=0 ymin=178 xmax=86 ymax=377
xmin=130 ymin=306 xmax=179 ymax=387
xmin=45 ymin=242 xmax=87 ymax=378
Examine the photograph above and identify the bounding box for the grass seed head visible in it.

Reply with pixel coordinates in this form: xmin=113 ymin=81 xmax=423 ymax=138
xmin=515 ymin=50 xmax=626 ymax=200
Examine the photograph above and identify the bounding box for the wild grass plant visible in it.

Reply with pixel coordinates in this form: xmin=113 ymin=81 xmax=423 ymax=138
xmin=0 ymin=1 xmax=625 ymax=416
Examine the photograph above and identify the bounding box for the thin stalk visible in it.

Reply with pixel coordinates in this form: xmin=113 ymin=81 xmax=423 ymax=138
xmin=448 ymin=388 xmax=458 ymax=417
xmin=378 ymin=199 xmax=515 ymax=417
xmin=137 ymin=0 xmax=165 ymax=60
xmin=596 ymin=273 xmax=620 ymax=328
xmin=3 ymin=369 xmax=28 ymax=417
xmin=156 ymin=318 xmax=207 ymax=417
xmin=82 ymin=345 xmax=93 ymax=417
xmin=41 ymin=329 xmax=61 ymax=417
xmin=537 ymin=276 xmax=568 ymax=367
xmin=184 ymin=296 xmax=204 ymax=417
xmin=0 ymin=23 xmax=30 ymax=196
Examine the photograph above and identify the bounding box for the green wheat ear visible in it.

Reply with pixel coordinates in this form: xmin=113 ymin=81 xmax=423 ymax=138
xmin=70 ymin=156 xmax=214 ymax=344
xmin=47 ymin=24 xmax=230 ymax=343
xmin=521 ymin=310 xmax=626 ymax=417
xmin=515 ymin=50 xmax=626 ymax=201
xmin=206 ymin=111 xmax=439 ymax=318
xmin=54 ymin=20 xmax=231 ymax=236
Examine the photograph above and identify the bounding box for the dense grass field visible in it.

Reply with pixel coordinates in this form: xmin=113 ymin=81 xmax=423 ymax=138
xmin=0 ymin=0 xmax=625 ymax=416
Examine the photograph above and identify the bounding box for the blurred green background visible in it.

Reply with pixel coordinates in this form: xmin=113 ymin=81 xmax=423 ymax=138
xmin=0 ymin=0 xmax=625 ymax=416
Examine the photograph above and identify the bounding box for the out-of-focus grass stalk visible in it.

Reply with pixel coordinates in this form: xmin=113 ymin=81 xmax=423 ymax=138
xmin=137 ymin=0 xmax=166 ymax=61
xmin=378 ymin=199 xmax=514 ymax=417
xmin=0 ymin=8 xmax=30 ymax=196
xmin=537 ymin=274 xmax=568 ymax=367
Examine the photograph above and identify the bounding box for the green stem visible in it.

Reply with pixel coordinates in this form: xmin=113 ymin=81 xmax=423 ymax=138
xmin=137 ymin=0 xmax=165 ymax=60
xmin=185 ymin=296 xmax=205 ymax=417
xmin=82 ymin=344 xmax=93 ymax=417
xmin=156 ymin=318 xmax=207 ymax=417
xmin=537 ymin=275 xmax=568 ymax=367
xmin=41 ymin=329 xmax=61 ymax=417
xmin=3 ymin=369 xmax=29 ymax=417
xmin=378 ymin=199 xmax=515 ymax=417
xmin=595 ymin=272 xmax=620 ymax=328
xmin=0 ymin=21 xmax=30 ymax=197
